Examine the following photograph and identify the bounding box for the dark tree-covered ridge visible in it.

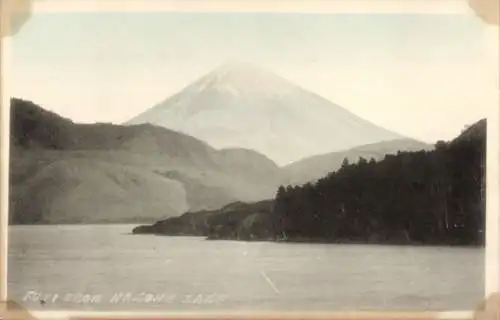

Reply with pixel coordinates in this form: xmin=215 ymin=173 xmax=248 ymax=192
xmin=273 ymin=119 xmax=486 ymax=246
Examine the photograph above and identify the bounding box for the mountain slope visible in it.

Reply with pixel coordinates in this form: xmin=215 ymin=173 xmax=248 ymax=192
xmin=284 ymin=138 xmax=433 ymax=185
xmin=126 ymin=62 xmax=404 ymax=165
xmin=9 ymin=98 xmax=284 ymax=224
xmin=10 ymin=151 xmax=189 ymax=224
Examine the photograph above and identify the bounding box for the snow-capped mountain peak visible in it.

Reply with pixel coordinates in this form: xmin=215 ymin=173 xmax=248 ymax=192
xmin=189 ymin=62 xmax=293 ymax=97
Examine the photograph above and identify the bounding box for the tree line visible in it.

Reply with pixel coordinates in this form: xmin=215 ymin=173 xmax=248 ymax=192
xmin=272 ymin=122 xmax=486 ymax=246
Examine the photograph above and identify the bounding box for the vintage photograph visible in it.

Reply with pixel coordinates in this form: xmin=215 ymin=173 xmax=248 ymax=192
xmin=4 ymin=2 xmax=496 ymax=313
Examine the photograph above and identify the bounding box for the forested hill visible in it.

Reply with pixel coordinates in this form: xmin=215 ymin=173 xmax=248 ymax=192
xmin=273 ymin=119 xmax=486 ymax=246
xmin=135 ymin=119 xmax=486 ymax=246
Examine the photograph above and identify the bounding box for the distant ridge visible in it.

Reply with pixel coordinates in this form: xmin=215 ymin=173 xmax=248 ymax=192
xmin=283 ymin=138 xmax=433 ymax=185
xmin=126 ymin=62 xmax=406 ymax=165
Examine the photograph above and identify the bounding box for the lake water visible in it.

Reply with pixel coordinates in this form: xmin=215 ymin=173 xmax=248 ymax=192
xmin=8 ymin=225 xmax=484 ymax=312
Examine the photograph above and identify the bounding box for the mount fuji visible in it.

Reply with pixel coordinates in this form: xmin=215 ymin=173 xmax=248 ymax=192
xmin=126 ymin=62 xmax=406 ymax=165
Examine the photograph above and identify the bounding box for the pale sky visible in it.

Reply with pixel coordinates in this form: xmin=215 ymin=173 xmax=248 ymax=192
xmin=8 ymin=8 xmax=499 ymax=143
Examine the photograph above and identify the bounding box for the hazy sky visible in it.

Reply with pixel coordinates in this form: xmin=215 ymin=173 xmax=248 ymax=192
xmin=9 ymin=9 xmax=499 ymax=143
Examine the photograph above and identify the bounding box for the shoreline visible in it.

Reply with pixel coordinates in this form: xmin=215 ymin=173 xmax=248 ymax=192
xmin=204 ymin=236 xmax=484 ymax=248
xmin=132 ymin=230 xmax=484 ymax=248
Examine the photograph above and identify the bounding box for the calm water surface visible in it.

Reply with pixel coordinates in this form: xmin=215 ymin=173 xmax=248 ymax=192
xmin=8 ymin=225 xmax=484 ymax=311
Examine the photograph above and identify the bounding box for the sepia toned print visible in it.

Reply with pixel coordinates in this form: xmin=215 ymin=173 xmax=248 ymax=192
xmin=1 ymin=0 xmax=498 ymax=316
